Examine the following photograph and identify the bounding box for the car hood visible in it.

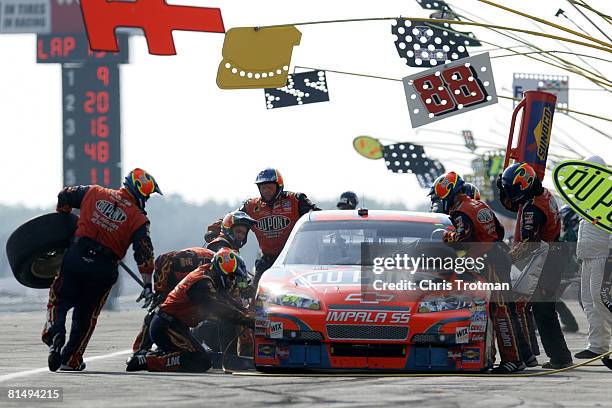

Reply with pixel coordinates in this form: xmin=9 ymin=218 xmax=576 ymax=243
xmin=258 ymin=264 xmax=439 ymax=310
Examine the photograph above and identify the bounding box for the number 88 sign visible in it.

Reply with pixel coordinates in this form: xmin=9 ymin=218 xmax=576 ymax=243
xmin=403 ymin=53 xmax=497 ymax=128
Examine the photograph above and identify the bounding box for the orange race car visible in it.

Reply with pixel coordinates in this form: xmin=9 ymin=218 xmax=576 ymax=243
xmin=253 ymin=209 xmax=494 ymax=372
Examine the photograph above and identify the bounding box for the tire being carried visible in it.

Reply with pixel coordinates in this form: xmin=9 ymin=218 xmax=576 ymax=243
xmin=6 ymin=212 xmax=78 ymax=289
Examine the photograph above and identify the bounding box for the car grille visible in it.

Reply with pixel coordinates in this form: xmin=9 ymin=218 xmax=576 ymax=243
xmin=411 ymin=333 xmax=456 ymax=345
xmin=282 ymin=330 xmax=324 ymax=341
xmin=326 ymin=325 xmax=409 ymax=341
xmin=330 ymin=343 xmax=406 ymax=357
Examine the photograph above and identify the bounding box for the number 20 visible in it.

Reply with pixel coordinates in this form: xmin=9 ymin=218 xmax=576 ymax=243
xmin=412 ymin=65 xmax=487 ymax=116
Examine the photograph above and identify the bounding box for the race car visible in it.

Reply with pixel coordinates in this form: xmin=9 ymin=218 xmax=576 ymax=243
xmin=253 ymin=209 xmax=494 ymax=372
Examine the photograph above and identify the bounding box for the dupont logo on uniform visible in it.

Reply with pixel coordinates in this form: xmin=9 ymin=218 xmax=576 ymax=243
xmin=95 ymin=200 xmax=127 ymax=222
xmin=256 ymin=215 xmax=291 ymax=232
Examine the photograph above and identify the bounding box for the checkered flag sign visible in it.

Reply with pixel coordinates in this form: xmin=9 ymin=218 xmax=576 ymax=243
xmin=392 ymin=19 xmax=481 ymax=68
xmin=415 ymin=0 xmax=451 ymax=10
xmin=462 ymin=130 xmax=477 ymax=151
xmin=264 ymin=70 xmax=330 ymax=109
xmin=382 ymin=142 xmax=446 ymax=188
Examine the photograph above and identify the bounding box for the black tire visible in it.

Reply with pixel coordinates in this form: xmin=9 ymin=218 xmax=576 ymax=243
xmin=6 ymin=212 xmax=78 ymax=289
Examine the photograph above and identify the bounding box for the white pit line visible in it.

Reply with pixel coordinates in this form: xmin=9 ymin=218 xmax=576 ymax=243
xmin=0 ymin=349 xmax=132 ymax=382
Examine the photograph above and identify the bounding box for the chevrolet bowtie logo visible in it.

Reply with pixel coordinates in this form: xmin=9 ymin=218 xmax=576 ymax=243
xmin=345 ymin=293 xmax=395 ymax=304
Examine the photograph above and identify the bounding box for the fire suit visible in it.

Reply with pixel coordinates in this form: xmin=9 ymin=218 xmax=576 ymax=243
xmin=129 ymin=264 xmax=253 ymax=372
xmin=444 ymin=194 xmax=531 ymax=364
xmin=513 ymin=188 xmax=573 ymax=366
xmin=131 ymin=247 xmax=214 ymax=353
xmin=43 ymin=185 xmax=154 ymax=369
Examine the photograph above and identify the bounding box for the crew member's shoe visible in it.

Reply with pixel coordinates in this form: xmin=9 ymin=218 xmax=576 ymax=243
xmin=59 ymin=361 xmax=86 ymax=371
xmin=574 ymin=350 xmax=600 ymax=359
xmin=524 ymin=355 xmax=538 ymax=368
xmin=490 ymin=361 xmax=526 ymax=374
xmin=542 ymin=360 xmax=573 ymax=369
xmin=126 ymin=354 xmax=148 ymax=372
xmin=48 ymin=333 xmax=65 ymax=372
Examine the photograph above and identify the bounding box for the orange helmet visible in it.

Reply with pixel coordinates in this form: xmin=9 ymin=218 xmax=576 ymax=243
xmin=123 ymin=168 xmax=162 ymax=209
xmin=428 ymin=171 xmax=464 ymax=214
xmin=212 ymin=248 xmax=247 ymax=290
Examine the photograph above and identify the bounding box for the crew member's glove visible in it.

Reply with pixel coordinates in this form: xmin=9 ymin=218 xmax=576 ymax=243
xmin=496 ymin=174 xmax=518 ymax=212
xmin=136 ymin=287 xmax=154 ymax=308
xmin=56 ymin=203 xmax=72 ymax=213
xmin=239 ymin=312 xmax=255 ymax=327
xmin=204 ymin=220 xmax=222 ymax=243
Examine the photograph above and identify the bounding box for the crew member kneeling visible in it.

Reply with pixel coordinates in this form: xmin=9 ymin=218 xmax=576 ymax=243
xmin=126 ymin=248 xmax=254 ymax=372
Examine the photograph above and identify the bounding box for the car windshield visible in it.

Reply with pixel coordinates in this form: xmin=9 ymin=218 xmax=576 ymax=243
xmin=283 ymin=220 xmax=448 ymax=266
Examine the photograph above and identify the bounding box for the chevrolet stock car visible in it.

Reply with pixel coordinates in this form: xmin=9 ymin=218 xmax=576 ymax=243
xmin=253 ymin=209 xmax=494 ymax=372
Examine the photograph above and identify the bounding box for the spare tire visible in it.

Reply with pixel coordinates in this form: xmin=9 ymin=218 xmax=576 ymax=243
xmin=6 ymin=213 xmax=78 ymax=289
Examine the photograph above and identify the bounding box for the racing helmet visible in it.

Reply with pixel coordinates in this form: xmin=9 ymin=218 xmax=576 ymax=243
xmin=220 ymin=211 xmax=257 ymax=249
xmin=211 ymin=248 xmax=247 ymax=290
xmin=337 ymin=191 xmax=359 ymax=210
xmin=560 ymin=204 xmax=579 ymax=229
xmin=501 ymin=162 xmax=537 ymax=203
xmin=255 ymin=168 xmax=284 ymax=204
xmin=428 ymin=171 xmax=465 ymax=214
xmin=123 ymin=168 xmax=162 ymax=210
xmin=428 ymin=185 xmax=444 ymax=213
xmin=463 ymin=182 xmax=481 ymax=201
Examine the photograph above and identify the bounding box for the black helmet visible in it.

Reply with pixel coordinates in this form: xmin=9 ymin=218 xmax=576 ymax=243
xmin=220 ymin=211 xmax=257 ymax=249
xmin=337 ymin=191 xmax=358 ymax=210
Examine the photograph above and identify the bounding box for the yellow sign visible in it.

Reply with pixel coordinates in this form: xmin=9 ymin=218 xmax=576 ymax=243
xmin=353 ymin=136 xmax=383 ymax=160
xmin=554 ymin=160 xmax=612 ymax=234
xmin=216 ymin=26 xmax=301 ymax=89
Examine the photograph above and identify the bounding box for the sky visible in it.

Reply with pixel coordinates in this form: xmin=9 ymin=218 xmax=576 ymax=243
xmin=0 ymin=0 xmax=610 ymax=209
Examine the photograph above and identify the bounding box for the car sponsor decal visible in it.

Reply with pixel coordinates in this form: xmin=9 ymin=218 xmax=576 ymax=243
xmin=463 ymin=347 xmax=481 ymax=362
xmin=269 ymin=321 xmax=283 ymax=339
xmin=471 ymin=311 xmax=487 ymax=322
xmin=471 ymin=333 xmax=485 ymax=342
xmin=469 ymin=304 xmax=487 ymax=313
xmin=448 ymin=349 xmax=462 ymax=359
xmin=469 ymin=322 xmax=487 ymax=333
xmin=255 ymin=318 xmax=270 ymax=328
xmin=257 ymin=344 xmax=275 ymax=359
xmin=277 ymin=345 xmax=289 ymax=359
xmin=325 ymin=310 xmax=410 ymax=324
xmin=293 ymin=269 xmax=362 ymax=286
xmin=455 ymin=326 xmax=469 ymax=344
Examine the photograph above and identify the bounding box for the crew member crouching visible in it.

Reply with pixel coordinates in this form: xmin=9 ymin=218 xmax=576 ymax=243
xmin=126 ymin=248 xmax=254 ymax=372
xmin=130 ymin=247 xmax=215 ymax=357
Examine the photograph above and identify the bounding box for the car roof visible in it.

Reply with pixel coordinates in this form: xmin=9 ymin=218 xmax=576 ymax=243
xmin=308 ymin=209 xmax=451 ymax=224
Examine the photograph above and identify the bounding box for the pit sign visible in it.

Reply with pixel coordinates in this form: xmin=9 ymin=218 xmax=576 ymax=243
xmin=402 ymin=53 xmax=497 ymax=128
xmin=553 ymin=160 xmax=612 ymax=233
